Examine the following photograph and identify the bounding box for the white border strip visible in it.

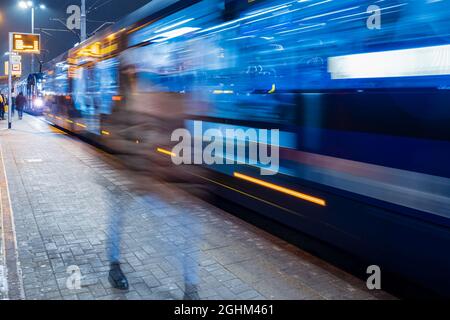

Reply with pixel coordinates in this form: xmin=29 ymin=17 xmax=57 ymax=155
xmin=0 ymin=144 xmax=25 ymax=300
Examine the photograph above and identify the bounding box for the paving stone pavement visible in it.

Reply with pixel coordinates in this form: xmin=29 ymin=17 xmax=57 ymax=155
xmin=0 ymin=115 xmax=395 ymax=300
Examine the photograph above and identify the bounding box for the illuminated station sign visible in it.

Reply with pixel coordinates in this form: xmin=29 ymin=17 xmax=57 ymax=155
xmin=4 ymin=61 xmax=22 ymax=77
xmin=12 ymin=33 xmax=40 ymax=54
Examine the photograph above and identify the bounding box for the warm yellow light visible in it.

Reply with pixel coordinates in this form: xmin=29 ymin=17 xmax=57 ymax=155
xmin=233 ymin=172 xmax=326 ymax=206
xmin=101 ymin=130 xmax=110 ymax=135
xmin=156 ymin=147 xmax=176 ymax=157
xmin=76 ymin=122 xmax=87 ymax=128
xmin=213 ymin=90 xmax=234 ymax=94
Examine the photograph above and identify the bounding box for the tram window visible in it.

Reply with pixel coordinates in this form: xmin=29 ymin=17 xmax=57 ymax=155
xmin=96 ymin=59 xmax=119 ymax=115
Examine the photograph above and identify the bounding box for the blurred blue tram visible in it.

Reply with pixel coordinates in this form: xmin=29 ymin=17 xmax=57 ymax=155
xmin=42 ymin=0 xmax=450 ymax=297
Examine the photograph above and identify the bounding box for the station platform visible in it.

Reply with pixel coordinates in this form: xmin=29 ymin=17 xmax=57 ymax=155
xmin=0 ymin=115 xmax=394 ymax=300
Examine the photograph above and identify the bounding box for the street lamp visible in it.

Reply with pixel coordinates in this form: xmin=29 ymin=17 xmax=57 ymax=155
xmin=18 ymin=1 xmax=46 ymax=73
xmin=18 ymin=1 xmax=46 ymax=34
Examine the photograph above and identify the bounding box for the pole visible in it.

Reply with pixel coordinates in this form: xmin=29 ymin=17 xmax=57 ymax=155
xmin=81 ymin=0 xmax=86 ymax=42
xmin=31 ymin=7 xmax=35 ymax=73
xmin=8 ymin=33 xmax=13 ymax=130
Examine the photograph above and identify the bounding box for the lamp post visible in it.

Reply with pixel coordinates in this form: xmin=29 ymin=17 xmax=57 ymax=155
xmin=81 ymin=0 xmax=86 ymax=42
xmin=18 ymin=1 xmax=46 ymax=73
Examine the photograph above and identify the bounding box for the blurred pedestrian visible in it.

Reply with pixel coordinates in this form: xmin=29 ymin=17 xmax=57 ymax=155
xmin=11 ymin=90 xmax=16 ymax=117
xmin=0 ymin=92 xmax=5 ymax=120
xmin=101 ymin=51 xmax=202 ymax=298
xmin=15 ymin=92 xmax=26 ymax=120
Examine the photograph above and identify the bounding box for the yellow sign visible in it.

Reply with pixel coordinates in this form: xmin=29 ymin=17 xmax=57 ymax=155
xmin=12 ymin=33 xmax=40 ymax=54
xmin=4 ymin=61 xmax=22 ymax=76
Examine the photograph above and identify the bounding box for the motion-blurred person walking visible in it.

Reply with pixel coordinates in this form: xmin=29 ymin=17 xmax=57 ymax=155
xmin=15 ymin=92 xmax=26 ymax=120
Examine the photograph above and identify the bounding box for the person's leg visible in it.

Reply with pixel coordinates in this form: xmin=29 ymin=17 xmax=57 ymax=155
xmin=179 ymin=213 xmax=200 ymax=300
xmin=182 ymin=250 xmax=200 ymax=300
xmin=107 ymin=194 xmax=129 ymax=290
xmin=107 ymin=210 xmax=122 ymax=264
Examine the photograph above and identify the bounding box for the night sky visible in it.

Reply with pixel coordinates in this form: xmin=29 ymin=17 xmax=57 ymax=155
xmin=0 ymin=0 xmax=152 ymax=75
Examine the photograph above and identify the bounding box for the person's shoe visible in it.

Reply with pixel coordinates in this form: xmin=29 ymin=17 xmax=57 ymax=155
xmin=108 ymin=262 xmax=129 ymax=290
xmin=183 ymin=283 xmax=200 ymax=300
